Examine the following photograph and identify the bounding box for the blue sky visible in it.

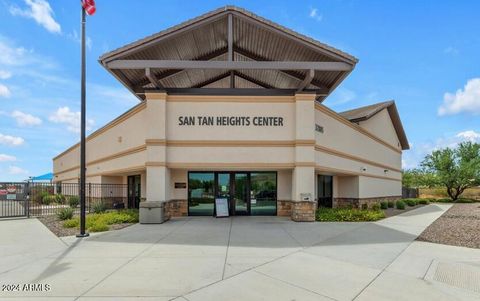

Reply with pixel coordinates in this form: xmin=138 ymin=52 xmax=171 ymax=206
xmin=0 ymin=0 xmax=479 ymax=181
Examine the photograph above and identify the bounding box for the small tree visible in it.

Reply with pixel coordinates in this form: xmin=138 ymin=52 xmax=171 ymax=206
xmin=402 ymin=168 xmax=438 ymax=188
xmin=421 ymin=142 xmax=480 ymax=201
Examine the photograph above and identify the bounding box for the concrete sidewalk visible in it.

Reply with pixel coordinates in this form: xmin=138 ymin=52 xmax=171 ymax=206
xmin=1 ymin=203 xmax=479 ymax=300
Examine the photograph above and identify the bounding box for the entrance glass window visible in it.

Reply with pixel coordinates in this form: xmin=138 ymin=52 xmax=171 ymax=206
xmin=188 ymin=172 xmax=215 ymax=216
xmin=127 ymin=175 xmax=141 ymax=209
xmin=234 ymin=173 xmax=249 ymax=215
xmin=250 ymin=172 xmax=277 ymax=216
xmin=187 ymin=171 xmax=277 ymax=216
xmin=317 ymin=175 xmax=333 ymax=208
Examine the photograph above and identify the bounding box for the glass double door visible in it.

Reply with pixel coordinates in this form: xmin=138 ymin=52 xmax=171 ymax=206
xmin=188 ymin=171 xmax=277 ymax=216
xmin=216 ymin=172 xmax=249 ymax=215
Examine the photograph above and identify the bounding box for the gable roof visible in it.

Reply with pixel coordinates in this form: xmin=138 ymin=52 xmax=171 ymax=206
xmin=339 ymin=101 xmax=410 ymax=150
xmin=99 ymin=6 xmax=357 ymax=101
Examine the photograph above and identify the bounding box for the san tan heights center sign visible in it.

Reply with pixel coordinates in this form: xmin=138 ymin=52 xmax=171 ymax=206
xmin=178 ymin=116 xmax=285 ymax=127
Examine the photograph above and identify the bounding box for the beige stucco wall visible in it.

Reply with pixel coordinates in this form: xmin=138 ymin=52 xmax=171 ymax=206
xmin=358 ymin=176 xmax=401 ymax=198
xmin=53 ymin=93 xmax=404 ymax=204
xmin=336 ymin=176 xmax=360 ymax=198
xmin=315 ymin=105 xmax=402 ymax=171
xmin=358 ymin=109 xmax=401 ymax=149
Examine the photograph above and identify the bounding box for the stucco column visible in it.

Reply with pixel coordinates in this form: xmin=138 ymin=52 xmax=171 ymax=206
xmin=140 ymin=92 xmax=169 ymax=223
xmin=291 ymin=93 xmax=316 ymax=221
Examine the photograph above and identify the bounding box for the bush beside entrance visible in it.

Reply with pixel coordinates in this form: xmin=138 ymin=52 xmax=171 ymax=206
xmin=316 ymin=207 xmax=385 ymax=222
xmin=63 ymin=209 xmax=139 ymax=232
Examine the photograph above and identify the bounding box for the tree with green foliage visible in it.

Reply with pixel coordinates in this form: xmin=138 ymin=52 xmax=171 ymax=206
xmin=402 ymin=168 xmax=438 ymax=188
xmin=421 ymin=142 xmax=480 ymax=201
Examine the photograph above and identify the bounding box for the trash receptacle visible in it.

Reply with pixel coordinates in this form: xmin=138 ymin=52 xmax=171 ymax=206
xmin=139 ymin=201 xmax=169 ymax=224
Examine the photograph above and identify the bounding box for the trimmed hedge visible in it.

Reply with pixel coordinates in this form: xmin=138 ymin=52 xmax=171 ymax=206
xmin=62 ymin=209 xmax=139 ymax=233
xmin=380 ymin=201 xmax=388 ymax=210
xmin=396 ymin=200 xmax=406 ymax=210
xmin=387 ymin=201 xmax=395 ymax=208
xmin=404 ymin=199 xmax=417 ymax=207
xmin=418 ymin=199 xmax=430 ymax=205
xmin=316 ymin=208 xmax=385 ymax=222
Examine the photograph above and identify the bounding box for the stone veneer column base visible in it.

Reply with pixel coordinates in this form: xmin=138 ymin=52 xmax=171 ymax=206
xmin=291 ymin=201 xmax=317 ymax=222
xmin=333 ymin=196 xmax=402 ymax=209
xmin=164 ymin=199 xmax=188 ymax=218
xmin=277 ymin=200 xmax=293 ymax=217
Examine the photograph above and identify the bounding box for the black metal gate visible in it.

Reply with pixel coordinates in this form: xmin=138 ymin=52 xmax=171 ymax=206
xmin=0 ymin=183 xmax=29 ymax=218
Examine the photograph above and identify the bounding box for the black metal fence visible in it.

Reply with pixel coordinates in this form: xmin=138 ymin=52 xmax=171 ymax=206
xmin=0 ymin=182 xmax=128 ymax=218
xmin=402 ymin=187 xmax=419 ymax=199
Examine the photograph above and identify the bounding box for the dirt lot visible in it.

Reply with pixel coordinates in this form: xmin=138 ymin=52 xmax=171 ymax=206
xmin=417 ymin=203 xmax=480 ymax=249
xmin=38 ymin=215 xmax=134 ymax=237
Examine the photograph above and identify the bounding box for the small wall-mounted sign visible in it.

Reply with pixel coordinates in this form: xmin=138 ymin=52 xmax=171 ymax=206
xmin=174 ymin=182 xmax=186 ymax=189
xmin=315 ymin=124 xmax=324 ymax=133
xmin=300 ymin=193 xmax=312 ymax=202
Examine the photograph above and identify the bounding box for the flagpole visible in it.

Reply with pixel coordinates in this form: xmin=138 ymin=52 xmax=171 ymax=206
xmin=77 ymin=6 xmax=89 ymax=238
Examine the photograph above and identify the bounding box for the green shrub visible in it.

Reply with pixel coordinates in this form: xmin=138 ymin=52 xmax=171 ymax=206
xmin=57 ymin=207 xmax=74 ymax=220
xmin=41 ymin=194 xmax=57 ymax=205
xmin=405 ymin=199 xmax=417 ymax=207
xmin=361 ymin=203 xmax=368 ymax=210
xmin=371 ymin=203 xmax=381 ymax=211
xmin=62 ymin=209 xmax=139 ymax=230
xmin=316 ymin=208 xmax=385 ymax=222
xmin=387 ymin=201 xmax=395 ymax=208
xmin=88 ymin=221 xmax=109 ymax=232
xmin=456 ymin=198 xmax=476 ymax=203
xmin=55 ymin=194 xmax=66 ymax=204
xmin=63 ymin=218 xmax=79 ymax=228
xmin=91 ymin=200 xmax=106 ymax=214
xmin=68 ymin=196 xmax=80 ymax=208
xmin=418 ymin=199 xmax=430 ymax=205
xmin=396 ymin=200 xmax=406 ymax=210
xmin=380 ymin=201 xmax=388 ymax=209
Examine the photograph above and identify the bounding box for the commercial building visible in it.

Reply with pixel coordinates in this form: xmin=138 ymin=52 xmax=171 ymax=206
xmin=53 ymin=6 xmax=409 ymax=222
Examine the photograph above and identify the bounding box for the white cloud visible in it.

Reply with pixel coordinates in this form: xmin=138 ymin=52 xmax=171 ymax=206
xmin=0 ymin=36 xmax=55 ymax=69
xmin=444 ymin=46 xmax=459 ymax=55
xmin=0 ymin=133 xmax=25 ymax=146
xmin=11 ymin=110 xmax=42 ymax=127
xmin=0 ymin=70 xmax=12 ymax=79
xmin=9 ymin=0 xmax=61 ymax=34
xmin=438 ymin=78 xmax=480 ymax=116
xmin=456 ymin=130 xmax=480 ymax=142
xmin=309 ymin=8 xmax=323 ymax=21
xmin=402 ymin=129 xmax=480 ymax=169
xmin=67 ymin=30 xmax=92 ymax=50
xmin=49 ymin=106 xmax=94 ymax=133
xmin=325 ymin=88 xmax=356 ymax=106
xmin=8 ymin=166 xmax=28 ymax=175
xmin=0 ymin=154 xmax=16 ymax=162
xmin=0 ymin=84 xmax=11 ymax=98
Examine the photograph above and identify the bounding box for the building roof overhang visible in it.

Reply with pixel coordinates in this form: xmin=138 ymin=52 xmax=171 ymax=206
xmin=99 ymin=6 xmax=358 ymax=101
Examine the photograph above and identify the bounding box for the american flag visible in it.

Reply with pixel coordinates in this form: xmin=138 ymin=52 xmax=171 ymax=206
xmin=81 ymin=0 xmax=96 ymax=16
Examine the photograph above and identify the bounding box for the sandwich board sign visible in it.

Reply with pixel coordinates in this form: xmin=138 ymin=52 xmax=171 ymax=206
xmin=215 ymin=198 xmax=229 ymax=217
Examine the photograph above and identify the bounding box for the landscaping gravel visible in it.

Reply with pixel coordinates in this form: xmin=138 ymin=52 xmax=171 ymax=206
xmin=417 ymin=203 xmax=480 ymax=249
xmin=38 ymin=215 xmax=134 ymax=237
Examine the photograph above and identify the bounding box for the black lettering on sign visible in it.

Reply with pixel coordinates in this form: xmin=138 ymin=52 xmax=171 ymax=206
xmin=179 ymin=116 xmax=195 ymax=126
